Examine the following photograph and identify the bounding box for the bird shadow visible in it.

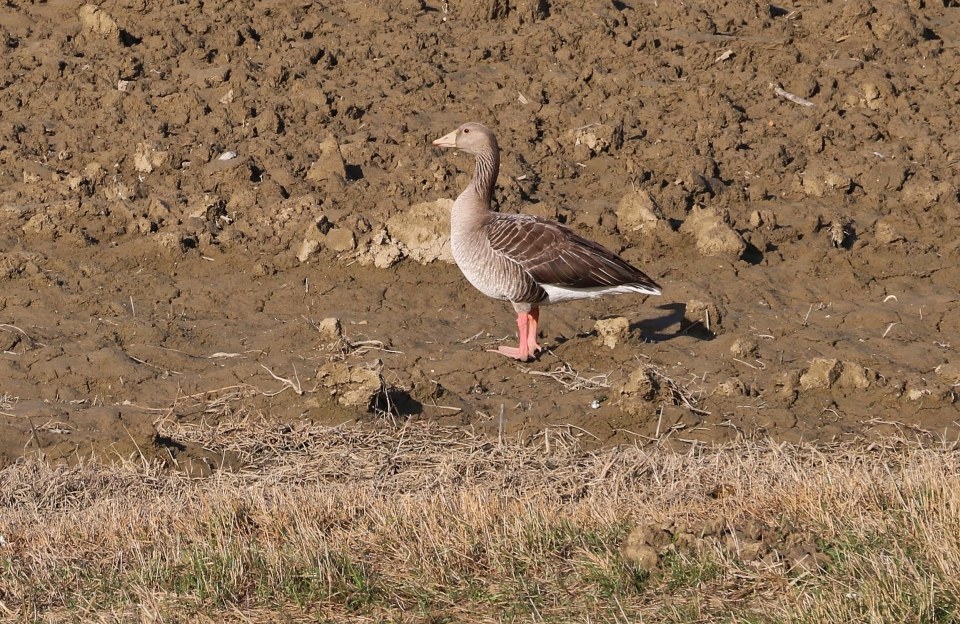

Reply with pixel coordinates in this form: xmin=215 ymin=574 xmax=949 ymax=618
xmin=545 ymin=302 xmax=714 ymax=356
xmin=630 ymin=302 xmax=716 ymax=342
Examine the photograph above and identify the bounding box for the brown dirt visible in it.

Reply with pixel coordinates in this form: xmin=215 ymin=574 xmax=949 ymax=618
xmin=1 ymin=0 xmax=958 ymax=468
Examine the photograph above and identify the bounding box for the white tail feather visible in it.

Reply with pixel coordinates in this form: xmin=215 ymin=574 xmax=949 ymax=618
xmin=541 ymin=283 xmax=661 ymax=304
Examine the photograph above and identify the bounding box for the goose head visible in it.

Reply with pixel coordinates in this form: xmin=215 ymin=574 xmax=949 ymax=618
xmin=432 ymin=122 xmax=498 ymax=155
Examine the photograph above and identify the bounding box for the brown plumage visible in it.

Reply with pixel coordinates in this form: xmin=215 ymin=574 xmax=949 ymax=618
xmin=433 ymin=122 xmax=661 ymax=361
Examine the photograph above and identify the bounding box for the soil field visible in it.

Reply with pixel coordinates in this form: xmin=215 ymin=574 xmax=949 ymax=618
xmin=1 ymin=0 xmax=959 ymax=467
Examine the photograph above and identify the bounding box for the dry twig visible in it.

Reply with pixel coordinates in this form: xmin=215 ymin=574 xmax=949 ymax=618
xmin=522 ymin=362 xmax=611 ymax=391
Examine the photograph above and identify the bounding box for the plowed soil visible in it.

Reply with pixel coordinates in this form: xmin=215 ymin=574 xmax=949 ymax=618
xmin=1 ymin=0 xmax=958 ymax=467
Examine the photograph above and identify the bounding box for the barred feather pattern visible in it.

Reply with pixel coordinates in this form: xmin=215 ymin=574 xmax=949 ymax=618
xmin=484 ymin=214 xmax=661 ymax=303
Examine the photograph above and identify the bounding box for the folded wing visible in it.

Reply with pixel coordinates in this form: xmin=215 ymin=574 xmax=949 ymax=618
xmin=484 ymin=214 xmax=661 ymax=295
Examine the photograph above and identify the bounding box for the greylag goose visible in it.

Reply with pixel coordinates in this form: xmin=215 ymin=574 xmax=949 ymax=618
xmin=433 ymin=122 xmax=661 ymax=362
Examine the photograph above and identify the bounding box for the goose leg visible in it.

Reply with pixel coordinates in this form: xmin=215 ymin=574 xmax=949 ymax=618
xmin=492 ymin=312 xmax=531 ymax=361
xmin=527 ymin=307 xmax=542 ymax=355
xmin=492 ymin=310 xmax=543 ymax=361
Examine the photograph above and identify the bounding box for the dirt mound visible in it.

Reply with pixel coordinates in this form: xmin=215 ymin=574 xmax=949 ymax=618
xmin=1 ymin=0 xmax=958 ymax=466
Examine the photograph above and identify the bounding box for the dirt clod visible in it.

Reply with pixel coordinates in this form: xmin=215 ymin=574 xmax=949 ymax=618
xmin=386 ymin=199 xmax=454 ymax=264
xmin=874 ymin=218 xmax=905 ymax=245
xmin=681 ymin=207 xmax=746 ymax=259
xmin=937 ymin=362 xmax=960 ymax=384
xmin=78 ymin=4 xmax=120 ymax=39
xmin=838 ymin=362 xmax=873 ymax=390
xmin=729 ymin=336 xmax=759 ymax=358
xmin=618 ymin=366 xmax=659 ymax=413
xmin=616 ymin=189 xmax=663 ymax=234
xmin=594 ymin=317 xmax=630 ymax=349
xmin=317 ymin=318 xmax=344 ymax=345
xmin=800 ymin=359 xmax=842 ymax=390
xmin=315 ymin=362 xmax=382 ymax=410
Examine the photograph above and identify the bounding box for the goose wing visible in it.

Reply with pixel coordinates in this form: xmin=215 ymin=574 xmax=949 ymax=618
xmin=484 ymin=214 xmax=661 ymax=294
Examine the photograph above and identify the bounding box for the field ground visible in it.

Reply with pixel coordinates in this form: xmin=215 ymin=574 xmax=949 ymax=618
xmin=1 ymin=0 xmax=959 ymax=620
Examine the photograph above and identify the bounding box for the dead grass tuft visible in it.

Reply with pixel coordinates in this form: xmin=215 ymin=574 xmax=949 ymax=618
xmin=2 ymin=418 xmax=959 ymax=622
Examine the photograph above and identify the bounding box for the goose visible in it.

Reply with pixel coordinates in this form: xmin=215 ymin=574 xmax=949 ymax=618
xmin=432 ymin=122 xmax=661 ymax=362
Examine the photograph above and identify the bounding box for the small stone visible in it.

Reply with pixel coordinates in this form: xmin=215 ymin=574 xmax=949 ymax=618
xmin=131 ymin=217 xmax=152 ymax=235
xmin=133 ymin=142 xmax=168 ymax=174
xmin=621 ymin=543 xmax=658 ymax=572
xmin=147 ymin=197 xmax=171 ymax=223
xmin=228 ymin=188 xmax=257 ymax=212
xmin=799 ymin=358 xmax=842 ymax=390
xmin=902 ymin=176 xmax=954 ymax=209
xmin=84 ymin=162 xmax=105 ymax=182
xmin=386 ymin=199 xmax=454 ymax=264
xmin=325 ymin=227 xmax=356 ymax=252
xmin=374 ymin=245 xmax=403 ymax=268
xmin=66 ymin=173 xmax=85 ymax=191
xmin=936 ymin=362 xmax=960 ymax=384
xmin=568 ymin=123 xmax=622 ymax=157
xmin=686 ymin=299 xmax=722 ymax=334
xmin=756 ymin=408 xmax=798 ymax=430
xmin=252 ymin=262 xmax=274 ymax=277
xmin=154 ymin=232 xmax=183 ymax=250
xmin=739 ymin=540 xmax=768 ymax=561
xmin=108 ymin=181 xmax=135 ymax=202
xmin=594 ymin=317 xmax=630 ymax=349
xmin=315 ymin=362 xmax=381 ymax=409
xmin=862 ymin=163 xmax=907 ymax=194
xmin=630 ymin=524 xmax=672 ymax=549
xmin=680 ymin=207 xmax=746 ymax=259
xmin=786 ymin=547 xmax=829 ymax=574
xmin=620 ymin=525 xmax=663 ymax=572
xmin=906 ymin=388 xmax=927 ymax=401
xmin=79 ymin=4 xmax=120 ymax=39
xmin=296 ymin=239 xmax=320 ymax=262
xmin=838 ymin=362 xmax=873 ymax=389
xmin=748 ymin=209 xmax=777 ymax=230
xmin=697 ymin=224 xmax=747 ymax=258
xmin=742 ymin=520 xmax=765 ymax=541
xmin=800 ymin=161 xmax=852 ymax=197
xmin=729 ymin=336 xmax=758 ymax=357
xmin=22 ymin=162 xmax=54 ymax=184
xmin=874 ymin=218 xmax=905 ymax=244
xmin=617 ymin=365 xmax=659 ymax=415
xmin=615 ymin=189 xmax=663 ymax=233
xmin=357 ymin=230 xmax=404 ymax=269
xmin=297 ymin=215 xmax=335 ymax=262
xmin=306 ymin=136 xmax=347 ymax=188
xmin=317 ymin=317 xmax=343 ymax=344
xmin=690 ymin=517 xmax=725 ymax=538
xmin=713 ymin=379 xmax=745 ymax=397
xmin=22 ymin=213 xmax=59 ymax=239
xmin=775 ymin=371 xmax=802 ymax=396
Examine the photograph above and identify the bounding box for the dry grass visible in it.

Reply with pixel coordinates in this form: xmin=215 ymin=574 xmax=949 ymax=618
xmin=1 ymin=415 xmax=959 ymax=623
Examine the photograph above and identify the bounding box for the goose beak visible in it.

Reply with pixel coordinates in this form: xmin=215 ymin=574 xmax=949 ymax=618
xmin=432 ymin=129 xmax=458 ymax=148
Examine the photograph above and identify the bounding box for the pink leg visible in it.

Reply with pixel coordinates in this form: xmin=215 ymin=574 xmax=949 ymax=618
xmin=490 ymin=309 xmax=543 ymax=362
xmin=527 ymin=307 xmax=542 ymax=355
xmin=490 ymin=312 xmax=532 ymax=361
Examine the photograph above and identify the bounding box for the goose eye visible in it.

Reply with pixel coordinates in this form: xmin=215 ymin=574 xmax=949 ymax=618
xmin=462 ymin=128 xmax=470 ymax=134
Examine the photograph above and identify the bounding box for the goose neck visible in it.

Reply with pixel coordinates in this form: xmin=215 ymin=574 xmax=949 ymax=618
xmin=469 ymin=148 xmax=499 ymax=204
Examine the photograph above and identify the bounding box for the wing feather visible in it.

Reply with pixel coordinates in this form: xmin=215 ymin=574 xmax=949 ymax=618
xmin=484 ymin=214 xmax=661 ymax=294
